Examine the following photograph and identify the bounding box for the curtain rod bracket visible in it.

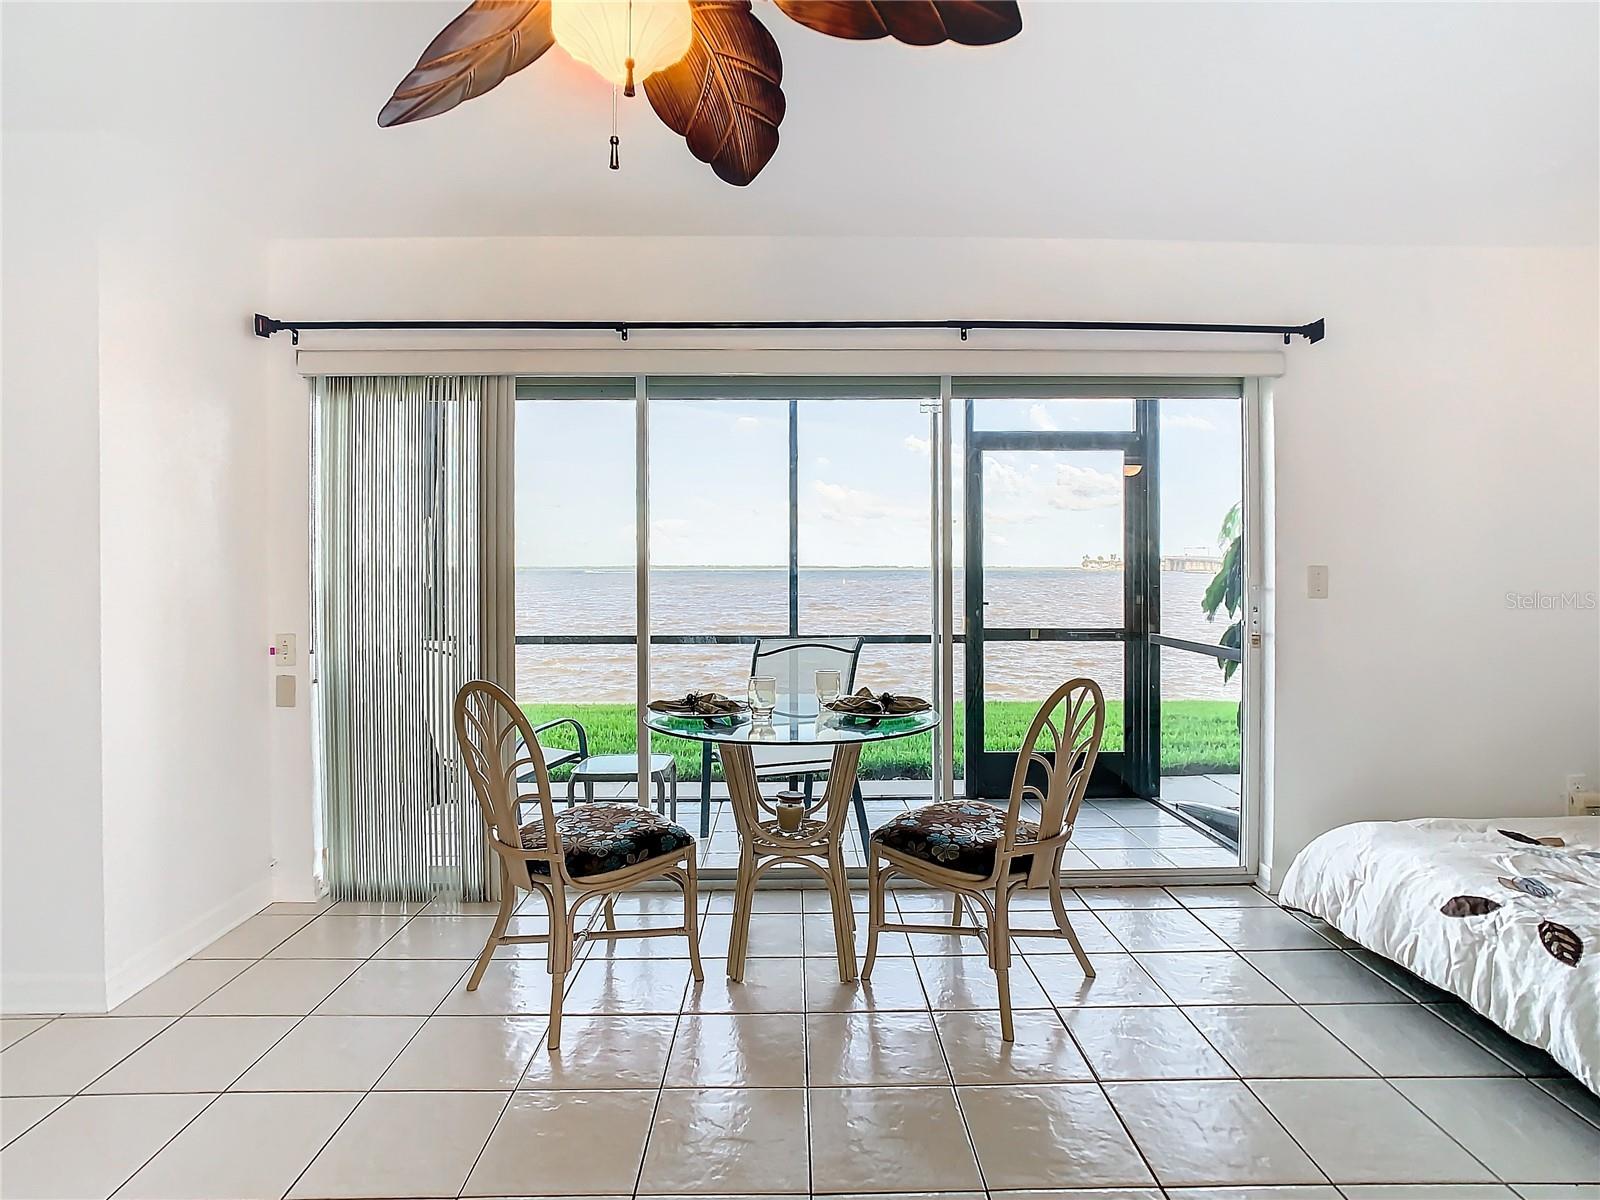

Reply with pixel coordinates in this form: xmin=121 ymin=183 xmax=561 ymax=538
xmin=254 ymin=314 xmax=300 ymax=345
xmin=959 ymin=326 xmax=969 ymax=341
xmin=617 ymin=325 xmax=629 ymax=342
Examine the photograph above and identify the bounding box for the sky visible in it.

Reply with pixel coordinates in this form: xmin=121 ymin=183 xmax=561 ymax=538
xmin=515 ymin=395 xmax=1241 ymax=569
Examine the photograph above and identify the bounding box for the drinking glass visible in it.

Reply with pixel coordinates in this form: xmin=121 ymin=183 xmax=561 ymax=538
xmin=748 ymin=675 xmax=777 ymax=719
xmin=814 ymin=668 xmax=842 ymax=710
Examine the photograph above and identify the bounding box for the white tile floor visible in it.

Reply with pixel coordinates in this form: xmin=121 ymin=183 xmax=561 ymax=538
xmin=2 ymin=884 xmax=1596 ymax=1200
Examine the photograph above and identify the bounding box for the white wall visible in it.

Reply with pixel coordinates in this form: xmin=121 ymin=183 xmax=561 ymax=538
xmin=264 ymin=235 xmax=1600 ymax=885
xmin=2 ymin=136 xmax=275 ymax=1011
xmin=1 ymin=134 xmax=111 ymax=1012
xmin=95 ymin=153 xmax=276 ymax=999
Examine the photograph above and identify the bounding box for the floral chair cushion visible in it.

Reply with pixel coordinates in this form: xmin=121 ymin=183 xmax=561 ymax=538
xmin=871 ymin=800 xmax=1038 ymax=877
xmin=521 ymin=803 xmax=694 ymax=879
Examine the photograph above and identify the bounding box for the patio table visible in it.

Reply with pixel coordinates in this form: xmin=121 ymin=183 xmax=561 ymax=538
xmin=645 ymin=705 xmax=940 ymax=982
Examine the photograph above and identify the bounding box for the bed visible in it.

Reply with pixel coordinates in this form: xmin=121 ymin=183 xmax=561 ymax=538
xmin=1279 ymin=815 xmax=1600 ymax=1094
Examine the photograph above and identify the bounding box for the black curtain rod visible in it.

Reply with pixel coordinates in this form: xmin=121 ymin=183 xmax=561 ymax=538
xmin=253 ymin=313 xmax=1325 ymax=347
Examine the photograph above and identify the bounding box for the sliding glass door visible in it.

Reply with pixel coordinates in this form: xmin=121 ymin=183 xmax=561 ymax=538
xmin=1151 ymin=389 xmax=1250 ymax=866
xmin=513 ymin=372 xmax=1257 ymax=877
xmin=955 ymin=379 xmax=1251 ymax=870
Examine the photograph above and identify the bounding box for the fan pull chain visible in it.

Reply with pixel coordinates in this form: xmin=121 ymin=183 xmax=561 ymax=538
xmin=609 ymin=86 xmax=620 ymax=170
xmin=623 ymin=1 xmax=637 ymax=96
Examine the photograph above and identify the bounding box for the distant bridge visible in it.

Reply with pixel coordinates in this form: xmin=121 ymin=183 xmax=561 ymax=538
xmin=1161 ymin=554 xmax=1224 ymax=573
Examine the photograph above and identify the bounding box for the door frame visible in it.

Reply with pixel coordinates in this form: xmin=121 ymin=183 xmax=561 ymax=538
xmin=961 ymin=407 xmax=1153 ymax=799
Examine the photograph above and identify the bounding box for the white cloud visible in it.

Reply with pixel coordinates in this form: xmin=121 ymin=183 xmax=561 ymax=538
xmin=814 ymin=455 xmax=831 ymax=469
xmin=1044 ymin=463 xmax=1122 ymax=510
xmin=811 ymin=480 xmax=922 ymax=525
xmin=733 ymin=415 xmax=762 ymax=431
xmin=1028 ymin=403 xmax=1058 ymax=432
xmin=1161 ymin=413 xmax=1215 ymax=431
xmin=903 ymin=434 xmax=930 ymax=456
xmin=983 ymin=458 xmax=1120 ymax=522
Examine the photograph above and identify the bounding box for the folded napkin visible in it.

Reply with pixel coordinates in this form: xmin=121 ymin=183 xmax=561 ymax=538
xmin=827 ymin=688 xmax=931 ymax=717
xmin=649 ymin=692 xmax=747 ymax=716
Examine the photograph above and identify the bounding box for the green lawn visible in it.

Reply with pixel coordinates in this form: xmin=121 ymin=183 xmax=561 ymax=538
xmin=521 ymin=700 xmax=1239 ymax=781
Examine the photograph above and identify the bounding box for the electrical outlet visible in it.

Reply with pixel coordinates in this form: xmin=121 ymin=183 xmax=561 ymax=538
xmin=1307 ymin=565 xmax=1330 ymax=600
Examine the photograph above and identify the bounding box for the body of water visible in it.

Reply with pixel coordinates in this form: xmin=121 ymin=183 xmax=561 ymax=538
xmin=516 ymin=568 xmax=1242 ymax=705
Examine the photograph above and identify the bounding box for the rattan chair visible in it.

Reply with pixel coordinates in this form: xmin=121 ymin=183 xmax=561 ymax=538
xmin=862 ymin=677 xmax=1105 ymax=1041
xmin=454 ymin=679 xmax=703 ymax=1048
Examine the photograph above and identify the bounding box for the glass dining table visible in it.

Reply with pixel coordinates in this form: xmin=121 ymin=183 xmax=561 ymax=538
xmin=644 ymin=704 xmax=940 ymax=983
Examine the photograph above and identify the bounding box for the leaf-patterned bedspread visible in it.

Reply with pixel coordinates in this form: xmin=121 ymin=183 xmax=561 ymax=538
xmin=1280 ymin=816 xmax=1600 ymax=1094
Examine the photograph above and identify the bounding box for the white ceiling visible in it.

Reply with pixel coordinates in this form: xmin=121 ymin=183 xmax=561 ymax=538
xmin=4 ymin=1 xmax=1596 ymax=245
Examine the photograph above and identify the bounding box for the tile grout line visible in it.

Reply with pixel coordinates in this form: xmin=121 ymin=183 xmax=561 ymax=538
xmin=618 ymin=930 xmax=690 ymax=1200
xmin=106 ymin=901 xmax=449 ymax=1199
xmin=282 ymin=925 xmax=487 ymax=1200
xmin=1065 ymin=961 xmax=1342 ymax=1191
xmin=0 ymin=1016 xmax=59 ymax=1053
xmin=926 ymin=980 xmax=989 ymax=1195
xmin=1051 ymin=945 xmax=1169 ymax=1192
xmin=801 ymin=942 xmax=814 ymax=1200
xmin=89 ymin=902 xmax=426 ymax=1200
xmin=1241 ymin=1072 xmax=1512 ymax=1190
xmin=1147 ymin=992 xmax=1342 ymax=1190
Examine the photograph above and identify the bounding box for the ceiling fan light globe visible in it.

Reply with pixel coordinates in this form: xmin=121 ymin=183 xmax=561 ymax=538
xmin=552 ymin=0 xmax=694 ymax=89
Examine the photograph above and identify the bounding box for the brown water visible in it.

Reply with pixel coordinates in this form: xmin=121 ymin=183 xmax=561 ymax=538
xmin=516 ymin=569 xmax=1242 ymax=704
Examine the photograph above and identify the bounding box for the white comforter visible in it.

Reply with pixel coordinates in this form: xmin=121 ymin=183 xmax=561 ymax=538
xmin=1280 ymin=815 xmax=1600 ymax=1094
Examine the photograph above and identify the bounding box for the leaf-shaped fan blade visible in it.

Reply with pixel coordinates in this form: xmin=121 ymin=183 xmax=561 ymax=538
xmin=773 ymin=1 xmax=1021 ymax=46
xmin=378 ymin=0 xmax=553 ymax=127
xmin=1538 ymin=919 xmax=1584 ymax=966
xmin=644 ymin=0 xmax=785 ymax=186
xmin=1440 ymin=895 xmax=1502 ymax=918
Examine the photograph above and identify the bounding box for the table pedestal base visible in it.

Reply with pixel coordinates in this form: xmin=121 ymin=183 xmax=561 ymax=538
xmin=719 ymin=741 xmax=862 ymax=983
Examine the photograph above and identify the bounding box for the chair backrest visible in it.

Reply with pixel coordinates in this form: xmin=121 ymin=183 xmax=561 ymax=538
xmin=750 ymin=636 xmax=864 ymax=719
xmin=453 ymin=679 xmax=559 ymax=874
xmin=1007 ymin=677 xmax=1105 ymax=886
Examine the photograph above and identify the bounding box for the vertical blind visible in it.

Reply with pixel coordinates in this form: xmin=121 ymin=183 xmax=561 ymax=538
xmin=313 ymin=375 xmax=515 ymax=901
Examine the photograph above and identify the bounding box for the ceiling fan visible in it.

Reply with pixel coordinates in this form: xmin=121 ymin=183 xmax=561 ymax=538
xmin=378 ymin=0 xmax=1023 ymax=186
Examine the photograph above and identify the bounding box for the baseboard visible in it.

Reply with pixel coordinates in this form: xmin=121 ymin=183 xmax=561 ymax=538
xmin=102 ymin=875 xmax=274 ymax=1010
xmin=0 ymin=971 xmax=108 ymax=1016
xmin=1256 ymin=858 xmax=1276 ymax=895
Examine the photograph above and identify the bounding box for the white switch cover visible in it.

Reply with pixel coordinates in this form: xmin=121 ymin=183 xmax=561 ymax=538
xmin=275 ymin=634 xmax=297 ymax=666
xmin=1307 ymin=565 xmax=1330 ymax=600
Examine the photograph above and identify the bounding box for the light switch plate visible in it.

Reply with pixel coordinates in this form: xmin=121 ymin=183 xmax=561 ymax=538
xmin=275 ymin=634 xmax=297 ymax=666
xmin=1307 ymin=565 xmax=1330 ymax=600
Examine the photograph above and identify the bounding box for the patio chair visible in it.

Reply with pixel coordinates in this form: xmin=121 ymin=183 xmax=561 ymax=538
xmin=861 ymin=677 xmax=1105 ymax=1041
xmin=699 ymin=636 xmax=870 ymax=849
xmin=515 ymin=714 xmax=678 ymax=819
xmin=454 ymin=679 xmax=703 ymax=1049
